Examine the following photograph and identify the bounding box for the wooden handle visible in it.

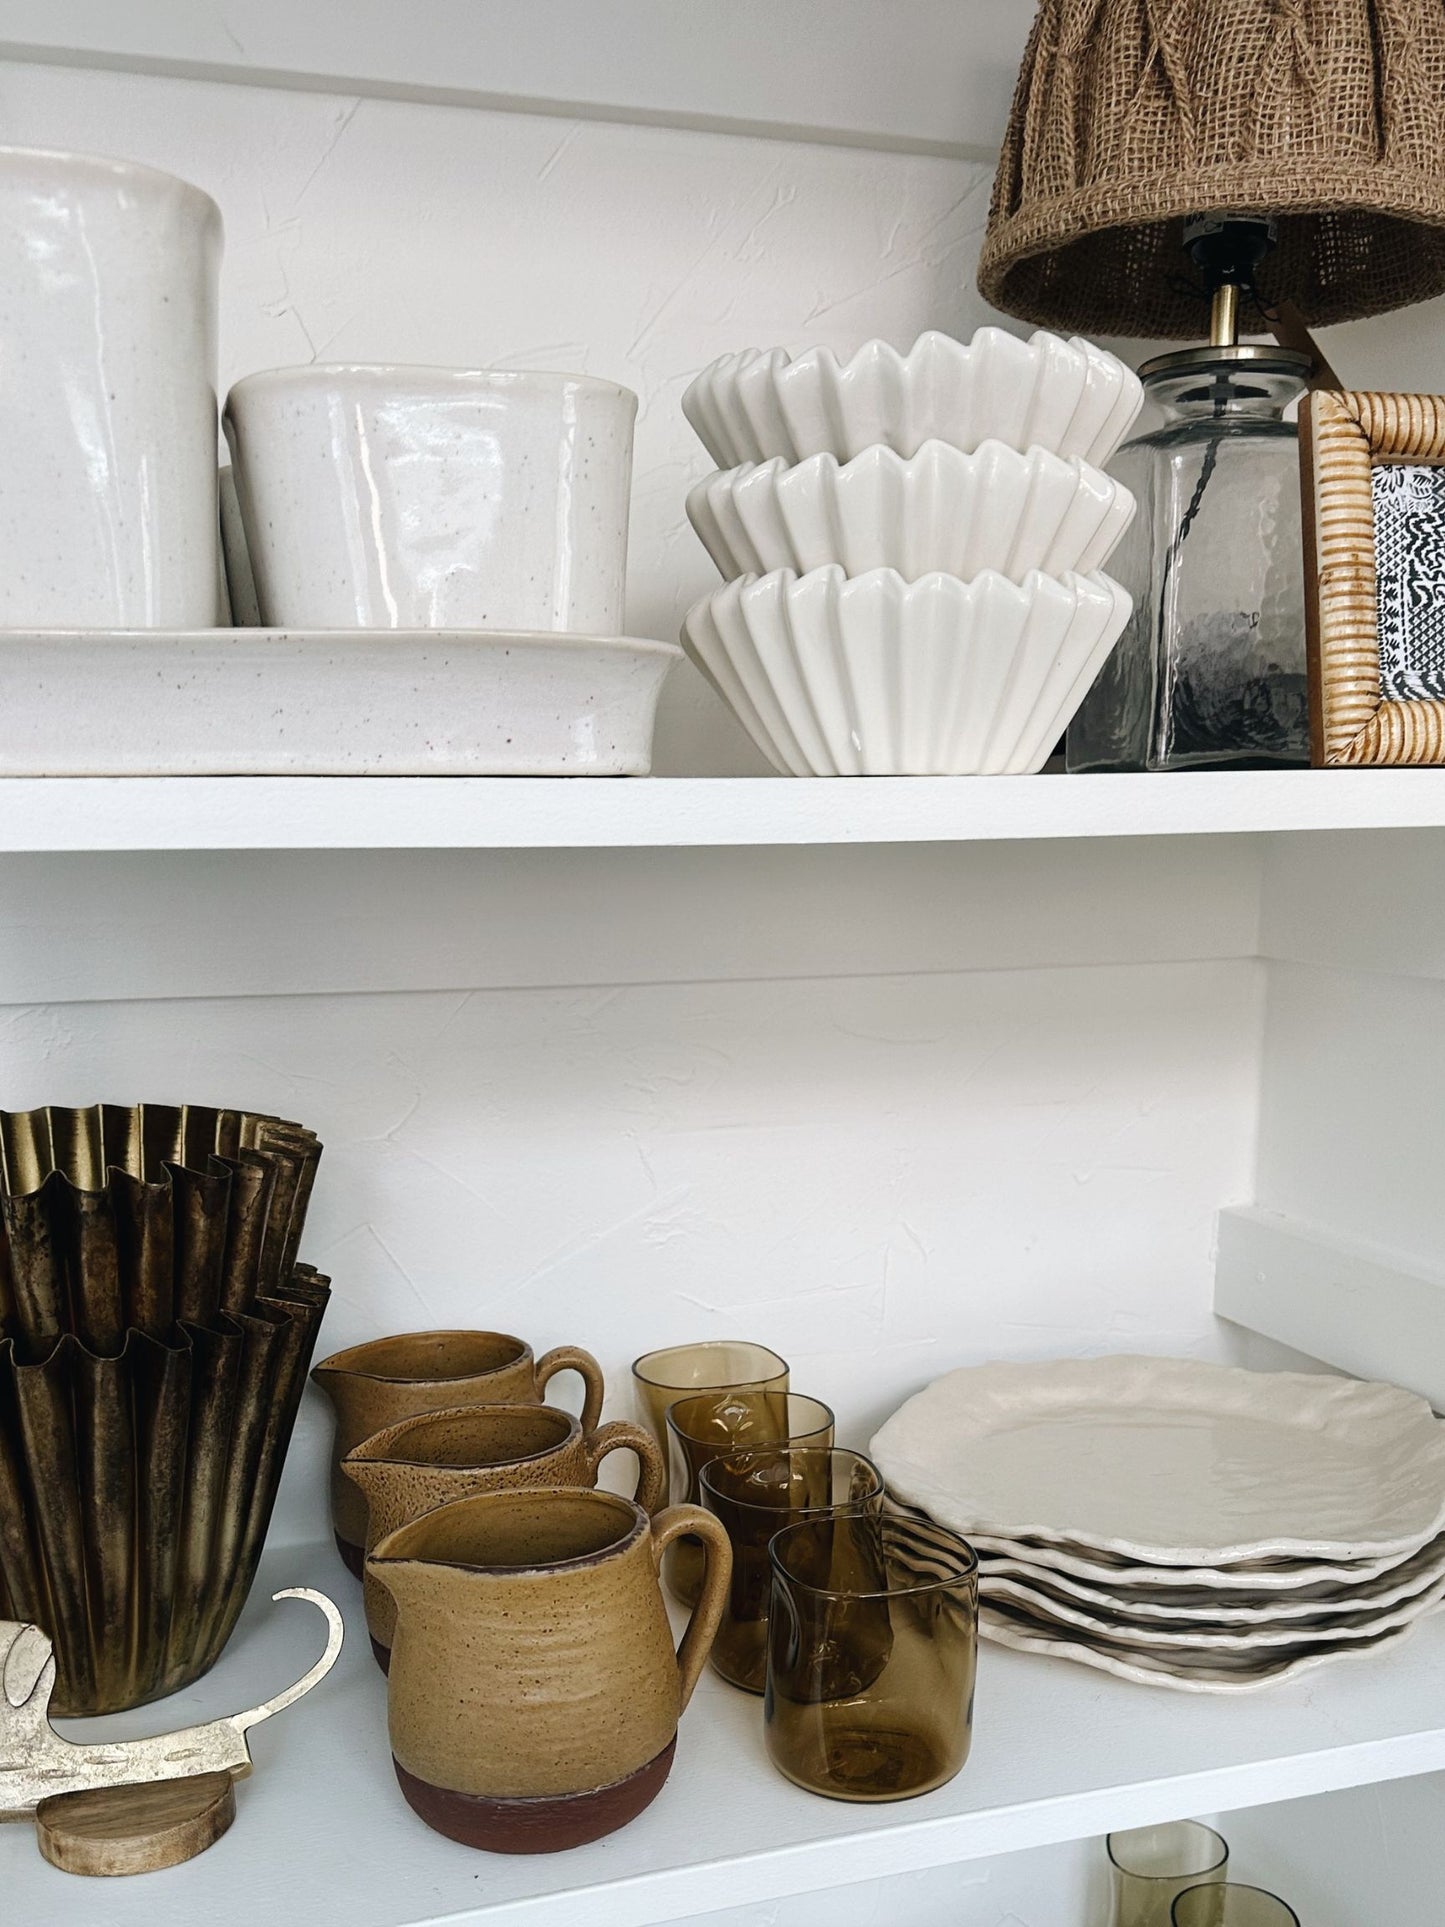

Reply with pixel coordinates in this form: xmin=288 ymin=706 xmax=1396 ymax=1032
xmin=650 ymin=1504 xmax=732 ymax=1712
xmin=535 ymin=1345 xmax=605 ymax=1432
xmin=584 ymin=1420 xmax=667 ymax=1515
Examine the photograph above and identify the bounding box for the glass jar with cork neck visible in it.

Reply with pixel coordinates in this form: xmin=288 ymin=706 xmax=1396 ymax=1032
xmin=1067 ymin=217 xmax=1312 ymax=773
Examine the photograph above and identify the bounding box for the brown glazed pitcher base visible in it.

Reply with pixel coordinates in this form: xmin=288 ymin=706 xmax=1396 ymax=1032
xmin=371 ymin=1635 xmax=392 ymax=1675
xmin=393 ymin=1738 xmax=677 ymax=1853
xmin=335 ymin=1530 xmax=366 ymax=1579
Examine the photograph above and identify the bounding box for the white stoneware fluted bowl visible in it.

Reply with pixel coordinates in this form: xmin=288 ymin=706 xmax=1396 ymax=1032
xmin=681 ymin=564 xmax=1131 ymax=777
xmin=686 ymin=440 xmax=1136 ymax=585
xmin=682 ymin=329 xmax=1144 ymax=470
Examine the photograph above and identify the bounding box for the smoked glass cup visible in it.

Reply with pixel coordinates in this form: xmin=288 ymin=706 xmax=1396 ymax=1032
xmin=765 ymin=1512 xmax=977 ymax=1802
xmin=1108 ymin=1823 xmax=1230 ymax=1927
xmin=1172 ymin=1886 xmax=1299 ymax=1927
xmin=631 ymin=1343 xmax=790 ymax=1488
xmin=664 ymin=1391 xmax=833 ymax=1605
xmin=700 ymin=1447 xmax=885 ymax=1693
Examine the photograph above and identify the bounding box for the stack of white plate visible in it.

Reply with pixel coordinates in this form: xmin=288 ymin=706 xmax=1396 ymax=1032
xmin=677 ymin=328 xmax=1144 ymax=775
xmin=870 ymin=1355 xmax=1445 ymax=1693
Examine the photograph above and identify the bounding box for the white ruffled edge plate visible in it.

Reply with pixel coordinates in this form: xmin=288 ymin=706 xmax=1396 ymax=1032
xmin=977 ymin=1601 xmax=1428 ymax=1694
xmin=872 ymin=1354 xmax=1445 ymax=1565
xmin=980 ymin=1567 xmax=1445 ymax=1652
xmin=974 ymin=1530 xmax=1445 ymax=1622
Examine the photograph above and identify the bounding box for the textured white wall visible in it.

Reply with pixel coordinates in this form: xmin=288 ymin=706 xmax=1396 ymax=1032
xmin=0 ymin=57 xmax=1003 ymax=774
xmin=2 ymin=957 xmax=1263 ymax=1544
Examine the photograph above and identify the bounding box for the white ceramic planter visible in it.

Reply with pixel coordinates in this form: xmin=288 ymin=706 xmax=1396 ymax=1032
xmin=225 ymin=366 xmax=638 ymax=632
xmin=0 ymin=146 xmax=222 ymax=627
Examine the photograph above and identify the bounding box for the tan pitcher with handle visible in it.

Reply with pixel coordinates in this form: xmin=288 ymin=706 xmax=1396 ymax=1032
xmin=369 ymin=1486 xmax=731 ymax=1852
xmin=311 ymin=1331 xmax=604 ymax=1573
xmin=344 ymin=1403 xmax=666 ymax=1668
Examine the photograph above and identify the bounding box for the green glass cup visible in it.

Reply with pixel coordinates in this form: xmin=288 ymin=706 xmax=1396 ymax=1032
xmin=1108 ymin=1823 xmax=1230 ymax=1927
xmin=631 ymin=1342 xmax=789 ymax=1494
xmin=700 ymin=1446 xmax=884 ymax=1693
xmin=664 ymin=1391 xmax=833 ymax=1605
xmin=765 ymin=1512 xmax=978 ymax=1802
xmin=1172 ymin=1886 xmax=1299 ymax=1927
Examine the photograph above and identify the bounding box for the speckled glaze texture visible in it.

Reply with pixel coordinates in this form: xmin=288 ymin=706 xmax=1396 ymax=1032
xmin=344 ymin=1403 xmax=666 ymax=1656
xmin=311 ymin=1333 xmax=605 ymax=1559
xmin=0 ymin=628 xmax=680 ymax=775
xmin=223 ymin=365 xmax=637 ymax=632
xmin=0 ymin=146 xmax=222 ymax=626
xmin=370 ymin=1488 xmax=731 ymax=1847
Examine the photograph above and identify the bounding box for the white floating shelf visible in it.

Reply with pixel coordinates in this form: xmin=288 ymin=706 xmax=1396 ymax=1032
xmin=6 ymin=769 xmax=1445 ymax=854
xmin=14 ymin=1538 xmax=1445 ymax=1925
xmin=0 ymin=0 xmax=1026 ymax=158
xmin=1216 ymin=1206 xmax=1445 ymax=1412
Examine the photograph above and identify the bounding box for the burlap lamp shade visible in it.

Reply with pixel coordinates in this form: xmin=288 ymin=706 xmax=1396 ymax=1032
xmin=978 ymin=0 xmax=1445 ymax=339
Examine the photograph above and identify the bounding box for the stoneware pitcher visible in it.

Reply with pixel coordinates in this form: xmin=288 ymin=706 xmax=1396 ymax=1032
xmin=369 ymin=1486 xmax=731 ymax=1852
xmin=344 ymin=1402 xmax=666 ymax=1668
xmin=311 ymin=1332 xmax=604 ymax=1573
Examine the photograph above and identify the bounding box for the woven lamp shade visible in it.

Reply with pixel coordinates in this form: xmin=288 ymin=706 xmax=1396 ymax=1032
xmin=978 ymin=0 xmax=1445 ymax=338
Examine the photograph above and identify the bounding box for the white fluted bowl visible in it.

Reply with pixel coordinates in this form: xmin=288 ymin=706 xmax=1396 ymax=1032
xmin=686 ymin=440 xmax=1136 ymax=585
xmin=681 ymin=566 xmax=1132 ymax=777
xmin=682 ymin=328 xmax=1144 ymax=470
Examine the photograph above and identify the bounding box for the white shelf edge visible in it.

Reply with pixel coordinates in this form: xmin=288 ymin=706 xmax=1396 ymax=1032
xmin=0 ymin=0 xmax=1023 ymax=159
xmin=16 ymin=1539 xmax=1445 ymax=1927
xmin=7 ymin=770 xmax=1445 ymax=854
xmin=1215 ymin=1206 xmax=1445 ymax=1410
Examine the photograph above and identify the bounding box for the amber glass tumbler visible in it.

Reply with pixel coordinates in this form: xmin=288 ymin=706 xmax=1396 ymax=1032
xmin=700 ymin=1447 xmax=884 ymax=1693
xmin=1108 ymin=1823 xmax=1230 ymax=1927
xmin=632 ymin=1343 xmax=790 ymax=1608
xmin=631 ymin=1343 xmax=789 ymax=1486
xmin=665 ymin=1391 xmax=833 ymax=1605
xmin=1172 ymin=1886 xmax=1299 ymax=1927
xmin=765 ymin=1512 xmax=977 ymax=1802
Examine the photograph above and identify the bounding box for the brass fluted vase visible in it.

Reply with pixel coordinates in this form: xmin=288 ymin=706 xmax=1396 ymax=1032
xmin=0 ymin=1104 xmax=330 ymax=1714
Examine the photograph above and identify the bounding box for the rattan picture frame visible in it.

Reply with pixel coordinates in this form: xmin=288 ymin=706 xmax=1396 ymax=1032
xmin=1301 ymin=390 xmax=1445 ymax=765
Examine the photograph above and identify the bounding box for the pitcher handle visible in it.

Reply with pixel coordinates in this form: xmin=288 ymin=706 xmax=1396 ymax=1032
xmin=584 ymin=1420 xmax=667 ymax=1515
xmin=649 ymin=1504 xmax=732 ymax=1713
xmin=535 ymin=1345 xmax=604 ymax=1432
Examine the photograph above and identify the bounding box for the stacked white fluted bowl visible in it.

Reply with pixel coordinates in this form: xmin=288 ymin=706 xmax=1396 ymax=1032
xmin=680 ymin=328 xmax=1144 ymax=776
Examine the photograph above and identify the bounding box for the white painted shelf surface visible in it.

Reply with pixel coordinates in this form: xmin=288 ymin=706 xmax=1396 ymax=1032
xmin=6 ymin=769 xmax=1445 ymax=853
xmin=14 ymin=1539 xmax=1445 ymax=1927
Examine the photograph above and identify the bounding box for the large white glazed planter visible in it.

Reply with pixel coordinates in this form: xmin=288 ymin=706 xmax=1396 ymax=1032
xmin=0 ymin=146 xmax=222 ymax=627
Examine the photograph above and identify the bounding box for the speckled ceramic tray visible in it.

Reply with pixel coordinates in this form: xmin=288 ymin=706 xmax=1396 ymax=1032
xmin=872 ymin=1355 xmax=1445 ymax=1565
xmin=0 ymin=629 xmax=680 ymax=775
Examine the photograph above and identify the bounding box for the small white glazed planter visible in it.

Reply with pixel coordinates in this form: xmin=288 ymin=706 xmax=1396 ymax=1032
xmin=0 ymin=146 xmax=222 ymax=627
xmin=224 ymin=366 xmax=638 ymax=632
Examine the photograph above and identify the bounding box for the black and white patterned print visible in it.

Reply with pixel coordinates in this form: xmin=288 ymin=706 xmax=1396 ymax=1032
xmin=1373 ymin=463 xmax=1445 ymax=701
